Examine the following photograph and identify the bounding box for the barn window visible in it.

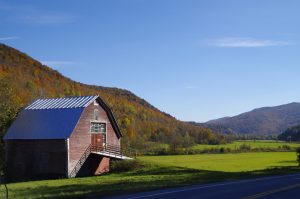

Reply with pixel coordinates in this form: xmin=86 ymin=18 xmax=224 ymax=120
xmin=91 ymin=122 xmax=106 ymax=133
xmin=94 ymin=109 xmax=99 ymax=120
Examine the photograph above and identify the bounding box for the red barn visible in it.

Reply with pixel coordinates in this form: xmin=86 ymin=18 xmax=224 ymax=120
xmin=4 ymin=95 xmax=132 ymax=181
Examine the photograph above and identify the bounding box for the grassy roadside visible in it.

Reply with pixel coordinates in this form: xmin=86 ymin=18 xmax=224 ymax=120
xmin=0 ymin=152 xmax=299 ymax=199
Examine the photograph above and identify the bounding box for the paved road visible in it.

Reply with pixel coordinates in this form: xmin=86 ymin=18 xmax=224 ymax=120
xmin=104 ymin=173 xmax=300 ymax=199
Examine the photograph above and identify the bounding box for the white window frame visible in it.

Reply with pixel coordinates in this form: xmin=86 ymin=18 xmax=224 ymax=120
xmin=90 ymin=121 xmax=108 ymax=146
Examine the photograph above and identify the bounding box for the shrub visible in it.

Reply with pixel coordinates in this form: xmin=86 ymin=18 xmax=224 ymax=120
xmin=281 ymin=145 xmax=291 ymax=151
xmin=225 ymin=147 xmax=231 ymax=153
xmin=239 ymin=143 xmax=251 ymax=151
xmin=110 ymin=159 xmax=143 ymax=172
xmin=157 ymin=147 xmax=168 ymax=155
xmin=219 ymin=147 xmax=225 ymax=153
xmin=296 ymin=147 xmax=300 ymax=167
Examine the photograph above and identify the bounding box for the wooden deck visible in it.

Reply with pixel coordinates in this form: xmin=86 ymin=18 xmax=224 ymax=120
xmin=69 ymin=144 xmax=135 ymax=178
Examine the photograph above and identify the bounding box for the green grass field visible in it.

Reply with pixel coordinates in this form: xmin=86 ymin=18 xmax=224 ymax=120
xmin=1 ymin=152 xmax=299 ymax=199
xmin=139 ymin=152 xmax=297 ymax=172
xmin=191 ymin=140 xmax=300 ymax=151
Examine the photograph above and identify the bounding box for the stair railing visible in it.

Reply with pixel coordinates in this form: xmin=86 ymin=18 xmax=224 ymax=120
xmin=68 ymin=144 xmax=91 ymax=178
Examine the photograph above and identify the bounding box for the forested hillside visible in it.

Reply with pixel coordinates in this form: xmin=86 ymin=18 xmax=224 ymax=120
xmin=203 ymin=103 xmax=300 ymax=135
xmin=278 ymin=125 xmax=300 ymax=141
xmin=0 ymin=44 xmax=223 ymax=158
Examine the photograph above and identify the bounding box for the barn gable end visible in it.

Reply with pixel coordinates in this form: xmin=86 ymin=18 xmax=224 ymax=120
xmin=68 ymin=99 xmax=121 ymax=175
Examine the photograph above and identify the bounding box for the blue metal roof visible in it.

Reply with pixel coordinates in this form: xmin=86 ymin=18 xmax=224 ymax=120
xmin=4 ymin=108 xmax=84 ymax=140
xmin=4 ymin=96 xmax=98 ymax=140
xmin=3 ymin=95 xmax=123 ymax=140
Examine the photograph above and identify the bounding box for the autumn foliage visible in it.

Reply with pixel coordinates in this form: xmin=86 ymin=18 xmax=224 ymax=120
xmin=0 ymin=44 xmax=224 ymax=157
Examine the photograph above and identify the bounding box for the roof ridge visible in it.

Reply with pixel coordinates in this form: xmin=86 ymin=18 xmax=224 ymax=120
xmin=26 ymin=95 xmax=99 ymax=110
xmin=33 ymin=95 xmax=98 ymax=100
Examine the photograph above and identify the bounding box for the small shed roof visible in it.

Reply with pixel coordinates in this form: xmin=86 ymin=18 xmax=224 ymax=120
xmin=4 ymin=95 xmax=122 ymax=140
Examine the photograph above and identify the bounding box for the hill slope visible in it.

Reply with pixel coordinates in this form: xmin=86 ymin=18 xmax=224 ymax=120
xmin=0 ymin=44 xmax=221 ymax=151
xmin=278 ymin=125 xmax=300 ymax=141
xmin=204 ymin=103 xmax=300 ymax=135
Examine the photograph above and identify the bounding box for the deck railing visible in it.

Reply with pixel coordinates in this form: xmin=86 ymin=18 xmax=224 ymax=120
xmin=69 ymin=143 xmax=136 ymax=178
xmin=91 ymin=143 xmax=136 ymax=159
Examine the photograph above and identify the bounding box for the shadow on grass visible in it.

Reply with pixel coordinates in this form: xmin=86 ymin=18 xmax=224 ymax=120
xmin=277 ymin=160 xmax=297 ymax=164
xmin=2 ymin=164 xmax=300 ymax=199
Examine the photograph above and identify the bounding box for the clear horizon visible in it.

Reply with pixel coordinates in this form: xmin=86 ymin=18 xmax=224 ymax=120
xmin=1 ymin=0 xmax=300 ymax=122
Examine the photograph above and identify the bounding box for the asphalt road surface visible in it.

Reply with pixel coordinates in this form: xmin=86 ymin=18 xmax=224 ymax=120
xmin=104 ymin=173 xmax=300 ymax=199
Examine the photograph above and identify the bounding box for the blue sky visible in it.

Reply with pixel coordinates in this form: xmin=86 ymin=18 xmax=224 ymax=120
xmin=1 ymin=0 xmax=300 ymax=122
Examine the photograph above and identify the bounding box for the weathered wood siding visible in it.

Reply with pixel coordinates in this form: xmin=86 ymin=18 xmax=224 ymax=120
xmin=5 ymin=139 xmax=67 ymax=181
xmin=68 ymin=100 xmax=120 ymax=175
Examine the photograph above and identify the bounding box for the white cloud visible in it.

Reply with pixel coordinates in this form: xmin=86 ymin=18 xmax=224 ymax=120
xmin=206 ymin=37 xmax=291 ymax=48
xmin=1 ymin=2 xmax=76 ymax=25
xmin=0 ymin=36 xmax=18 ymax=41
xmin=184 ymin=86 xmax=196 ymax=89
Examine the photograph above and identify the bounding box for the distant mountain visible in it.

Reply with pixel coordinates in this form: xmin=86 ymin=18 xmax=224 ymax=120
xmin=0 ymin=43 xmax=220 ymax=150
xmin=203 ymin=103 xmax=300 ymax=135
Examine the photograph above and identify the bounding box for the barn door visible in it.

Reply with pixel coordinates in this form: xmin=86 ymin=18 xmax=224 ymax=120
xmin=91 ymin=122 xmax=107 ymax=150
xmin=91 ymin=133 xmax=102 ymax=149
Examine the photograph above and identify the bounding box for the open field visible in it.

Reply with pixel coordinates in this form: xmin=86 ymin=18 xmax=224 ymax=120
xmin=191 ymin=140 xmax=300 ymax=151
xmin=143 ymin=140 xmax=300 ymax=155
xmin=0 ymin=152 xmax=299 ymax=198
xmin=139 ymin=152 xmax=297 ymax=172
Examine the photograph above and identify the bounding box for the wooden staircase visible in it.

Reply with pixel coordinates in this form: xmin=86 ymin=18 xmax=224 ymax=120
xmin=68 ymin=145 xmax=92 ymax=178
xmin=68 ymin=144 xmax=136 ymax=178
